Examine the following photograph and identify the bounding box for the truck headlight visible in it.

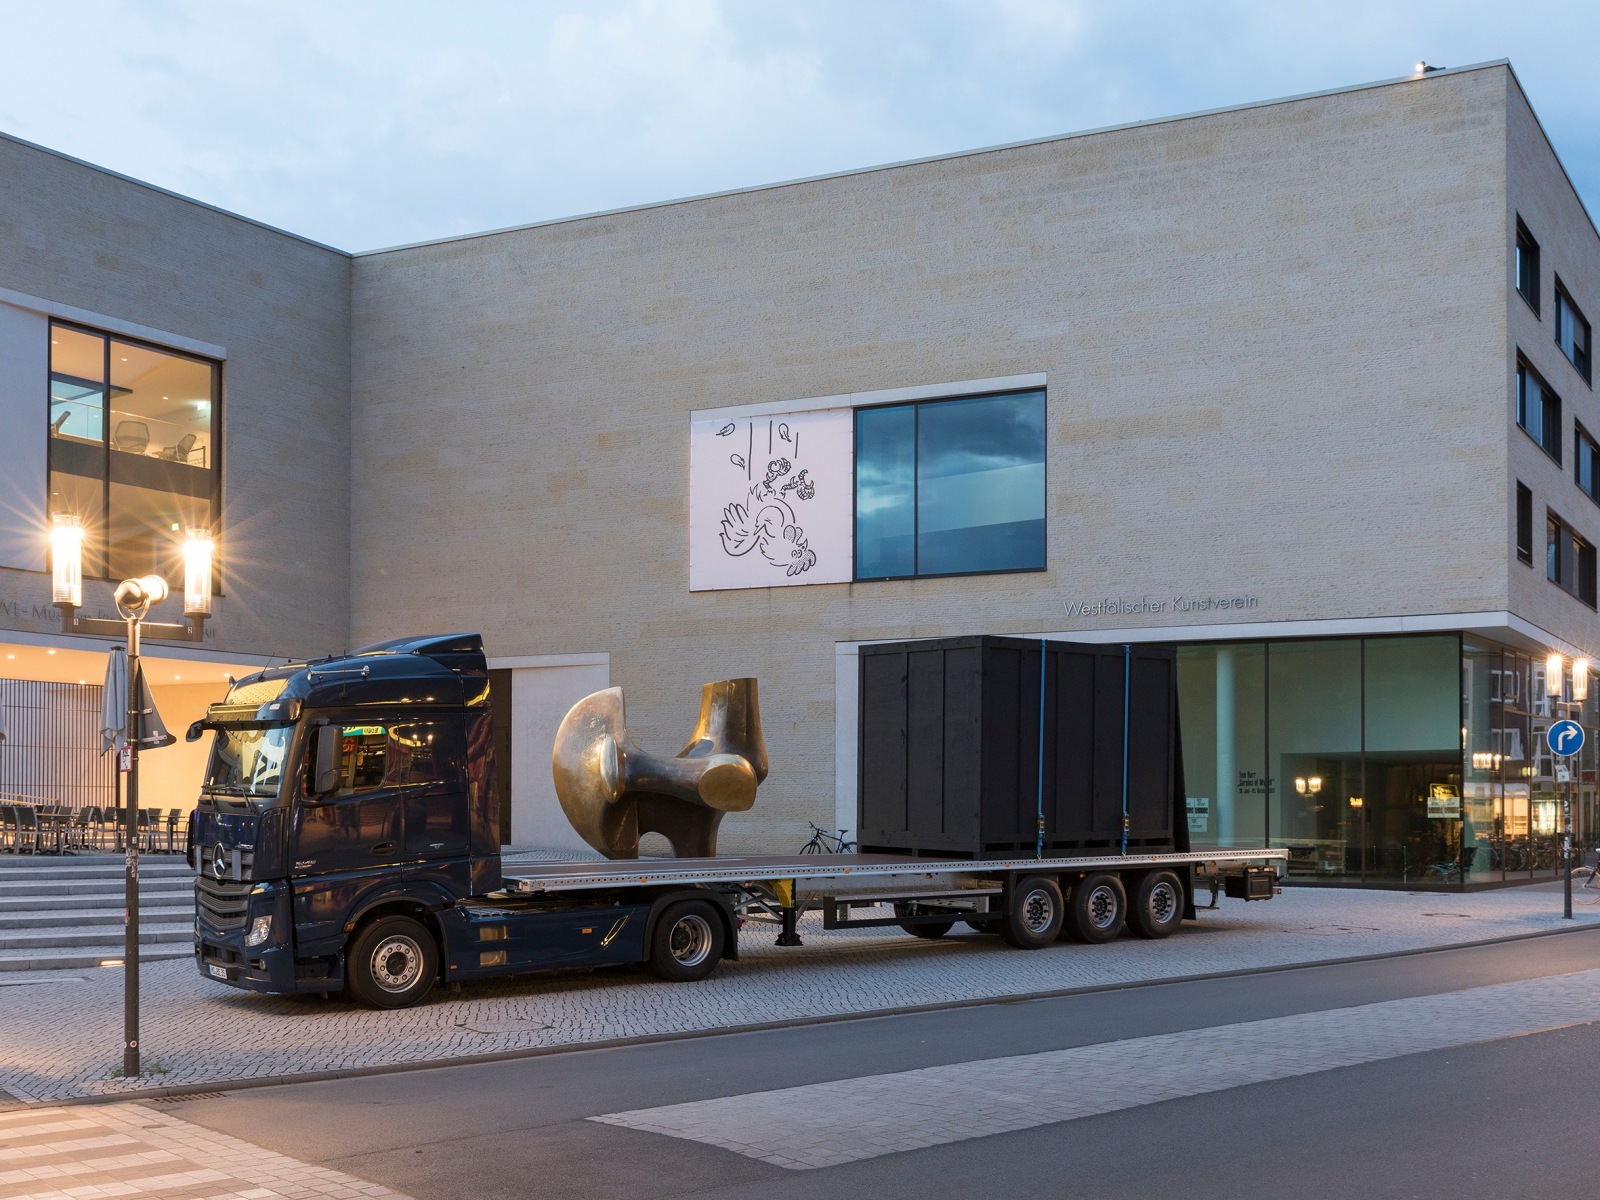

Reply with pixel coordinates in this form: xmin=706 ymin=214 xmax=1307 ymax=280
xmin=245 ymin=915 xmax=273 ymax=947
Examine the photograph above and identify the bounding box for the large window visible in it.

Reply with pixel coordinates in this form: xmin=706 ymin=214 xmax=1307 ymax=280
xmin=1578 ymin=428 xmax=1600 ymax=507
xmin=1547 ymin=509 xmax=1597 ymax=607
xmin=1517 ymin=219 xmax=1540 ymax=314
xmin=48 ymin=322 xmax=219 ymax=581
xmin=854 ymin=389 xmax=1045 ymax=579
xmin=1556 ymin=278 xmax=1592 ymax=383
xmin=1516 ymin=357 xmax=1561 ymax=461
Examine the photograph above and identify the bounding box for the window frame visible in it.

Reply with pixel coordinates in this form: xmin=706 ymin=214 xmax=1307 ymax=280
xmin=1577 ymin=426 xmax=1600 ymax=508
xmin=851 ymin=387 xmax=1048 ymax=583
xmin=1546 ymin=507 xmax=1597 ymax=609
xmin=1516 ymin=355 xmax=1562 ymax=463
xmin=1516 ymin=218 xmax=1541 ymax=316
xmin=1555 ymin=277 xmax=1592 ymax=385
xmin=46 ymin=318 xmax=223 ymax=584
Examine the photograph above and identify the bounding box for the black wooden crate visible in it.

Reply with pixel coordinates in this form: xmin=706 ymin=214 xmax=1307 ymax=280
xmin=857 ymin=636 xmax=1187 ymax=858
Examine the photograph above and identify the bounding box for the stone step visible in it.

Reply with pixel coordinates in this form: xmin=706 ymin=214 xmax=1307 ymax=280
xmin=0 ymin=859 xmax=195 ymax=877
xmin=0 ymin=924 xmax=194 ymax=952
xmin=0 ymin=888 xmax=193 ymax=913
xmin=0 ymin=878 xmax=194 ymax=899
xmin=0 ymin=944 xmax=193 ymax=972
xmin=3 ymin=905 xmax=191 ymax=930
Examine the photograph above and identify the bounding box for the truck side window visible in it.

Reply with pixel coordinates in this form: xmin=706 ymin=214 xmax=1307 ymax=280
xmin=332 ymin=722 xmax=458 ymax=795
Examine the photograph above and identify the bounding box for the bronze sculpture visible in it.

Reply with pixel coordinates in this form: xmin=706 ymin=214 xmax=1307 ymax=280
xmin=551 ymin=678 xmax=767 ymax=859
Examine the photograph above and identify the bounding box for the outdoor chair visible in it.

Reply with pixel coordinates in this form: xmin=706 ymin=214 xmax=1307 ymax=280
xmin=0 ymin=804 xmax=16 ymax=852
xmin=164 ymin=808 xmax=185 ymax=853
xmin=14 ymin=805 xmax=40 ymax=854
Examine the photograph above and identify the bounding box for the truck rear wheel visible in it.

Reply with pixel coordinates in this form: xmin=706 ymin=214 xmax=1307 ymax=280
xmin=347 ymin=915 xmax=438 ymax=1009
xmin=1065 ymin=873 xmax=1126 ymax=944
xmin=894 ymin=902 xmax=955 ymax=939
xmin=1000 ymin=875 xmax=1064 ymax=949
xmin=1130 ymin=870 xmax=1185 ymax=939
xmin=648 ymin=900 xmax=726 ymax=982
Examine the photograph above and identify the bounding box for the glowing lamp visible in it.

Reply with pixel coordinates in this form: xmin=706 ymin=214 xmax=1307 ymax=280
xmin=1575 ymin=659 xmax=1590 ymax=703
xmin=1547 ymin=653 xmax=1565 ymax=697
xmin=51 ymin=513 xmax=83 ymax=607
xmin=183 ymin=529 xmax=215 ymax=617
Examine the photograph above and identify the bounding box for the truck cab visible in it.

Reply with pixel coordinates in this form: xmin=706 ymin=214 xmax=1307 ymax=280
xmin=191 ymin=634 xmax=502 ymax=999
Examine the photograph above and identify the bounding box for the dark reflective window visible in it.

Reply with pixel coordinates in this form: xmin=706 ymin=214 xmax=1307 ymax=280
xmin=854 ymin=405 xmax=915 ymax=579
xmin=1517 ymin=220 xmax=1540 ymax=313
xmin=1578 ymin=429 xmax=1600 ymax=507
xmin=1516 ymin=358 xmax=1560 ymax=461
xmin=855 ymin=389 xmax=1045 ymax=580
xmin=1556 ymin=279 xmax=1591 ymax=382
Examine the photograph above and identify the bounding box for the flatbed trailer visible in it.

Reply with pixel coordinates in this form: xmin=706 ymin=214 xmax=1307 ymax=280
xmin=189 ymin=634 xmax=1291 ymax=1009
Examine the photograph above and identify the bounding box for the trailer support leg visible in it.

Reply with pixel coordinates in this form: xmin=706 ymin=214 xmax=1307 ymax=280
xmin=776 ymin=906 xmax=803 ymax=947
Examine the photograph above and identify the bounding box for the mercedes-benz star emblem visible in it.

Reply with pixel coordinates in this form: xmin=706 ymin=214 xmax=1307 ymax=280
xmin=211 ymin=843 xmax=227 ymax=880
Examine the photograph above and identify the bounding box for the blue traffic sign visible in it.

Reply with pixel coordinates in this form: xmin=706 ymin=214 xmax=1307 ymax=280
xmin=1548 ymin=719 xmax=1585 ymax=756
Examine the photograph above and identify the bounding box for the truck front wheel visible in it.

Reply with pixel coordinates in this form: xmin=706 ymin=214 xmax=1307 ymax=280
xmin=347 ymin=915 xmax=438 ymax=1009
xmin=648 ymin=900 xmax=726 ymax=982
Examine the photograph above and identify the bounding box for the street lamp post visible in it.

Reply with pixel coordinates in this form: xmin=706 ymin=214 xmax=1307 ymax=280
xmin=1544 ymin=652 xmax=1589 ymax=922
xmin=51 ymin=516 xmax=214 ymax=1079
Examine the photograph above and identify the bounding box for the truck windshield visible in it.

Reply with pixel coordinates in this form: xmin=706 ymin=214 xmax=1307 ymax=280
xmin=205 ymin=725 xmax=294 ymax=801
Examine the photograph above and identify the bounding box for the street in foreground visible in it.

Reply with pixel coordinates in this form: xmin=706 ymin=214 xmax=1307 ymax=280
xmin=5 ymin=927 xmax=1600 ymax=1200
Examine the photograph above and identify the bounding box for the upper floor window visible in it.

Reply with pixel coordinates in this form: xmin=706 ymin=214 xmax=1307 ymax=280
xmin=48 ymin=321 xmax=219 ymax=582
xmin=1578 ymin=427 xmax=1600 ymax=507
xmin=1547 ymin=509 xmax=1597 ymax=608
xmin=1556 ymin=279 xmax=1591 ymax=383
xmin=1517 ymin=482 xmax=1534 ymax=565
xmin=854 ymin=389 xmax=1045 ymax=580
xmin=1517 ymin=220 xmax=1540 ymax=314
xmin=1517 ymin=357 xmax=1561 ymax=462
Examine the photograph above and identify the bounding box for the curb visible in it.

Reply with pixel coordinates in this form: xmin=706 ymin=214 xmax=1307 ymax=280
xmin=6 ymin=918 xmax=1600 ymax=1110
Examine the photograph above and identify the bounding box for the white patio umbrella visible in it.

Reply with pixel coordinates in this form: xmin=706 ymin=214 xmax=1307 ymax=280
xmin=100 ymin=646 xmax=127 ymax=755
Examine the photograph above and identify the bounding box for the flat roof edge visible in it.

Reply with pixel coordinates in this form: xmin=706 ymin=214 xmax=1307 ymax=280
xmin=354 ymin=59 xmax=1512 ymax=259
xmin=0 ymin=129 xmax=350 ymax=257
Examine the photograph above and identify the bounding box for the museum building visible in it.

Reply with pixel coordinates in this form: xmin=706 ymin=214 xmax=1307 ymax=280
xmin=0 ymin=60 xmax=1596 ymax=888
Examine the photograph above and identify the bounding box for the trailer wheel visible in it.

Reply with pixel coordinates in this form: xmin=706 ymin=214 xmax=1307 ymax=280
xmin=347 ymin=915 xmax=438 ymax=1009
xmin=1130 ymin=870 xmax=1185 ymax=939
xmin=894 ymin=902 xmax=955 ymax=939
xmin=648 ymin=900 xmax=725 ymax=982
xmin=1065 ymin=873 xmax=1126 ymax=944
xmin=1000 ymin=875 xmax=1064 ymax=949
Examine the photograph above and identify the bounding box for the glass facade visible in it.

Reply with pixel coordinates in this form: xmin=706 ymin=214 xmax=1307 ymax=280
xmin=1180 ymin=633 xmax=1595 ymax=887
xmin=854 ymin=389 xmax=1045 ymax=580
xmin=48 ymin=321 xmax=219 ymax=582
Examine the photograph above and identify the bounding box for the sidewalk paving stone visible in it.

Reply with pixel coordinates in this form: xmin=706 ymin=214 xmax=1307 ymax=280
xmin=1 ymin=882 xmax=1595 ymax=1104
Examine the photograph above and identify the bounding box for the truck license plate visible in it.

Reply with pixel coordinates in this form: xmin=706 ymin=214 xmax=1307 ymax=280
xmin=208 ymin=964 xmax=227 ymax=980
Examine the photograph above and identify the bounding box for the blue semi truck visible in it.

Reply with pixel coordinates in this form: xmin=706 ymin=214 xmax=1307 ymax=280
xmin=189 ymin=633 xmax=1283 ymax=1008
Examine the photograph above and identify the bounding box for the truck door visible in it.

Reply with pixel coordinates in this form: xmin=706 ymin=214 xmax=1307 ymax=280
xmin=392 ymin=717 xmax=471 ymax=861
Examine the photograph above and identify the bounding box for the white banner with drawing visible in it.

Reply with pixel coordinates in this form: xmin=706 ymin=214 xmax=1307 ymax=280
xmin=689 ymin=405 xmax=854 ymax=591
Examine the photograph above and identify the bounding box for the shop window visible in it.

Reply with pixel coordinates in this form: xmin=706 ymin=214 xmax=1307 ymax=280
xmin=1556 ymin=279 xmax=1591 ymax=382
xmin=1516 ymin=482 xmax=1534 ymax=563
xmin=1516 ymin=357 xmax=1561 ymax=462
xmin=48 ymin=321 xmax=219 ymax=582
xmin=1546 ymin=509 xmax=1597 ymax=608
xmin=854 ymin=389 xmax=1045 ymax=580
xmin=1517 ymin=219 xmax=1540 ymax=314
xmin=1578 ymin=430 xmax=1600 ymax=507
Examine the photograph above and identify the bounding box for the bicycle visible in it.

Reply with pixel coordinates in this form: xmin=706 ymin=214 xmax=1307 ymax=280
xmin=1570 ymin=862 xmax=1600 ymax=905
xmin=799 ymin=822 xmax=857 ymax=854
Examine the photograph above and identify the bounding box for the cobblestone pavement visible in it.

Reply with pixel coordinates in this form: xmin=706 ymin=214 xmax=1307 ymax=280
xmin=2 ymin=883 xmax=1595 ymax=1104
xmin=592 ymin=965 xmax=1600 ymax=1169
xmin=0 ymin=1101 xmax=413 ymax=1200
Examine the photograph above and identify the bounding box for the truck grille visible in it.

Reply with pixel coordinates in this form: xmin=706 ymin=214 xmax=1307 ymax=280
xmin=196 ymin=877 xmax=251 ymax=930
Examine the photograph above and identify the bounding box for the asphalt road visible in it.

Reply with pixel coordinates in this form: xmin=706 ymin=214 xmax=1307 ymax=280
xmin=161 ymin=927 xmax=1600 ymax=1199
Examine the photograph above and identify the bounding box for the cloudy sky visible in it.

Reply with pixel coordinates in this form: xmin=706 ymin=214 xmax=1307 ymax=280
xmin=0 ymin=1 xmax=1595 ymax=252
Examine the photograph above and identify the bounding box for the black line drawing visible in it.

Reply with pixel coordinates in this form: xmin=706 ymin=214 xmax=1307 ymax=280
xmin=716 ymin=422 xmax=735 ymax=437
xmin=719 ymin=438 xmax=819 ymax=578
xmin=779 ymin=422 xmax=790 ymax=443
xmin=729 ymin=454 xmax=746 ymax=471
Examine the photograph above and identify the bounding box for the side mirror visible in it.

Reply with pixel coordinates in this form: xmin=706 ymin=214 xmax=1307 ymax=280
xmin=311 ymin=725 xmax=343 ymax=796
xmin=186 ymin=720 xmax=205 ymax=743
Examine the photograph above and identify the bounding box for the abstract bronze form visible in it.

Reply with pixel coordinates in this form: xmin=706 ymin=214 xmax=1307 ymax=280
xmin=551 ymin=679 xmax=767 ymax=859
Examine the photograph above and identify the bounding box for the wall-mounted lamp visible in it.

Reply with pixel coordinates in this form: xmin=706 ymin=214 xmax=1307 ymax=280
xmin=1548 ymin=652 xmax=1566 ymax=698
xmin=1349 ymin=796 xmax=1363 ymax=809
xmin=1575 ymin=658 xmax=1590 ymax=703
xmin=1294 ymin=776 xmax=1323 ymax=796
xmin=50 ymin=516 xmax=211 ymax=642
